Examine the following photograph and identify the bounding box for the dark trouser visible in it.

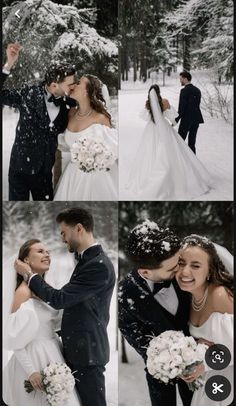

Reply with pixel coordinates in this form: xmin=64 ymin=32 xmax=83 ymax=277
xmin=178 ymin=123 xmax=199 ymax=154
xmin=8 ymin=168 xmax=53 ymax=201
xmin=146 ymin=369 xmax=193 ymax=406
xmin=73 ymin=365 xmax=106 ymax=406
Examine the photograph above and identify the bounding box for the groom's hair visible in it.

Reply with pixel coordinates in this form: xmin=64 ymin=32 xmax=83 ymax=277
xmin=125 ymin=220 xmax=180 ymax=269
xmin=45 ymin=63 xmax=76 ymax=85
xmin=56 ymin=208 xmax=94 ymax=232
xmin=179 ymin=71 xmax=192 ymax=81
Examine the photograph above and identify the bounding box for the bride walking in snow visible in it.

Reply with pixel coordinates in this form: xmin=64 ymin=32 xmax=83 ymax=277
xmin=124 ymin=84 xmax=213 ymax=201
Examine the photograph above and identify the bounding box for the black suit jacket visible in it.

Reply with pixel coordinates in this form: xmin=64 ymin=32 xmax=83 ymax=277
xmin=118 ymin=270 xmax=191 ymax=362
xmin=176 ymin=83 xmax=204 ymax=129
xmin=2 ymin=72 xmax=75 ymax=175
xmin=29 ymin=245 xmax=116 ymax=367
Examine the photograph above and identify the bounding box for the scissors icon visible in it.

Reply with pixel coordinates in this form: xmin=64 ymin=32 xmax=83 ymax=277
xmin=212 ymin=382 xmax=224 ymax=394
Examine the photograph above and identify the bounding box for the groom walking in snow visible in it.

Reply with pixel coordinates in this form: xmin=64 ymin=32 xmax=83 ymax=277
xmin=175 ymin=71 xmax=204 ymax=154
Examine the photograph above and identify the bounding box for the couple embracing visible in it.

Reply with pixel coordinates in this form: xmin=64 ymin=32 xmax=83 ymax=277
xmin=3 ymin=207 xmax=115 ymax=406
xmin=2 ymin=43 xmax=118 ymax=201
xmin=119 ymin=220 xmax=233 ymax=406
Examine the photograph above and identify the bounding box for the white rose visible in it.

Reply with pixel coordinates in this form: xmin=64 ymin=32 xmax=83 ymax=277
xmin=169 ymin=368 xmax=179 ymax=379
xmin=158 ymin=350 xmax=172 ymax=363
xmin=181 ymin=347 xmax=196 ymax=363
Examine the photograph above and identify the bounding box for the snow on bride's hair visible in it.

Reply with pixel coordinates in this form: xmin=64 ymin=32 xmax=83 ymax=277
xmin=126 ymin=219 xmax=180 ymax=269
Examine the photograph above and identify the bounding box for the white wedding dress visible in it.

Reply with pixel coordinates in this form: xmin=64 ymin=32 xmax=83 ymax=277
xmin=54 ymin=124 xmax=118 ymax=201
xmin=3 ymin=298 xmax=81 ymax=406
xmin=189 ymin=312 xmax=233 ymax=406
xmin=125 ymin=90 xmax=213 ymax=200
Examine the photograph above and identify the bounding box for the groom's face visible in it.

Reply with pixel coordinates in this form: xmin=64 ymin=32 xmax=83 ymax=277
xmin=52 ymin=75 xmax=76 ymax=97
xmin=179 ymin=75 xmax=187 ymax=86
xmin=139 ymin=251 xmax=180 ymax=282
xmin=59 ymin=221 xmax=80 ymax=253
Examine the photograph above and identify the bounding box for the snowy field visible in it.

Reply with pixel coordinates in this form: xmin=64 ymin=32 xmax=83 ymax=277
xmin=119 ymin=337 xmax=183 ymax=406
xmin=119 ymin=69 xmax=233 ymax=201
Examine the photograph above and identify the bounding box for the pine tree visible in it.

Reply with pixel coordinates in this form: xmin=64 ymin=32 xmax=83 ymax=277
xmin=2 ymin=0 xmax=118 ymax=90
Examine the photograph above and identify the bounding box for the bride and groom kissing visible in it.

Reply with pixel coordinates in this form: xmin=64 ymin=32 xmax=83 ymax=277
xmin=3 ymin=207 xmax=116 ymax=406
xmin=2 ymin=43 xmax=118 ymax=202
xmin=118 ymin=220 xmax=233 ymax=406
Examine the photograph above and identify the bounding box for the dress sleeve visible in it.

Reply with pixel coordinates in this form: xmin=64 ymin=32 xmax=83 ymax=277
xmin=57 ymin=133 xmax=70 ymax=152
xmin=14 ymin=348 xmax=37 ymax=377
xmin=163 ymin=106 xmax=178 ymax=126
xmin=95 ymin=125 xmax=118 ymax=158
xmin=204 ymin=313 xmax=233 ymax=372
xmin=4 ymin=299 xmax=39 ymax=350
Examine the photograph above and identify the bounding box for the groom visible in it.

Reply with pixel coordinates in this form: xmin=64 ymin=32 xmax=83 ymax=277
xmin=15 ymin=207 xmax=116 ymax=406
xmin=2 ymin=43 xmax=77 ymax=201
xmin=175 ymin=71 xmax=204 ymax=154
xmin=118 ymin=220 xmax=194 ymax=406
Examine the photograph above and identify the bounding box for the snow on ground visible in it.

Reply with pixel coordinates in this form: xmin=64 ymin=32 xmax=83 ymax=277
xmin=119 ymin=69 xmax=233 ymax=201
xmin=119 ymin=337 xmax=183 ymax=406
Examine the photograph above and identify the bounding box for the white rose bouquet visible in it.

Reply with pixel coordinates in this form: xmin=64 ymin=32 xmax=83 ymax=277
xmin=70 ymin=135 xmax=117 ymax=173
xmin=146 ymin=330 xmax=207 ymax=391
xmin=24 ymin=362 xmax=76 ymax=405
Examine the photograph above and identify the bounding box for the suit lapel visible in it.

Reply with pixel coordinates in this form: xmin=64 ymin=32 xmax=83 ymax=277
xmin=131 ymin=271 xmax=185 ymax=330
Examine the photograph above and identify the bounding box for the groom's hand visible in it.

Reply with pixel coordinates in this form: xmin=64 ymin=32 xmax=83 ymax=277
xmin=5 ymin=42 xmax=22 ymax=70
xmin=14 ymin=259 xmax=31 ymax=276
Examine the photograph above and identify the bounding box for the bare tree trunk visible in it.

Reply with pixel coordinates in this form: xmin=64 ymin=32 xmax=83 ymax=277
xmin=133 ymin=40 xmax=137 ymax=82
xmin=183 ymin=34 xmax=191 ymax=71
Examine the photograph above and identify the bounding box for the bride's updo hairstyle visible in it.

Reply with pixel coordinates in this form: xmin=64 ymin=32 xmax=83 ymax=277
xmin=84 ymin=74 xmax=112 ymax=125
xmin=181 ymin=234 xmax=233 ymax=296
xmin=126 ymin=220 xmax=180 ymax=269
xmin=145 ymin=84 xmax=164 ymax=122
xmin=16 ymin=239 xmax=42 ymax=290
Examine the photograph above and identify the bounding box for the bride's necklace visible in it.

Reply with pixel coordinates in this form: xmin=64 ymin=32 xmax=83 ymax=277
xmin=75 ymin=108 xmax=93 ymax=120
xmin=192 ymin=286 xmax=209 ymax=312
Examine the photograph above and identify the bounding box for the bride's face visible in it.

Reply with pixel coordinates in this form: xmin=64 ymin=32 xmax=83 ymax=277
xmin=70 ymin=76 xmax=89 ymax=101
xmin=176 ymin=246 xmax=210 ymax=292
xmin=25 ymin=243 xmax=51 ymax=274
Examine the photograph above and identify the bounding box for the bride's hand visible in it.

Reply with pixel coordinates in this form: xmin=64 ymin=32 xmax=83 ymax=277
xmin=5 ymin=43 xmax=21 ymax=70
xmin=197 ymin=337 xmax=214 ymax=347
xmin=14 ymin=259 xmax=31 ymax=276
xmin=180 ymin=363 xmax=205 ymax=383
xmin=29 ymin=372 xmax=43 ymax=391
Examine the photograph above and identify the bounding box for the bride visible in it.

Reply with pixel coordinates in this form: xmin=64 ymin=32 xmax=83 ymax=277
xmin=3 ymin=239 xmax=80 ymax=406
xmin=54 ymin=75 xmax=118 ymax=201
xmin=176 ymin=235 xmax=233 ymax=406
xmin=125 ymin=85 xmax=212 ymax=200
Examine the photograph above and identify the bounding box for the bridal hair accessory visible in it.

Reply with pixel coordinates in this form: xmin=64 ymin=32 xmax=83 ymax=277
xmin=192 ymin=286 xmax=209 ymax=312
xmin=181 ymin=234 xmax=233 ymax=275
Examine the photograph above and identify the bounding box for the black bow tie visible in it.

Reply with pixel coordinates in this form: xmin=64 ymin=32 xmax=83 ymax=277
xmin=75 ymin=252 xmax=83 ymax=264
xmin=48 ymin=94 xmax=62 ymax=107
xmin=152 ymin=280 xmax=172 ymax=295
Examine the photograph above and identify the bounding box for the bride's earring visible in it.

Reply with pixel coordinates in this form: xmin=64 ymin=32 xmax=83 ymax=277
xmin=207 ymin=275 xmax=210 ymax=281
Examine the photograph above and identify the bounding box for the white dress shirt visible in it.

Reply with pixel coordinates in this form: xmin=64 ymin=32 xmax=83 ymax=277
xmin=139 ymin=274 xmax=179 ymax=315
